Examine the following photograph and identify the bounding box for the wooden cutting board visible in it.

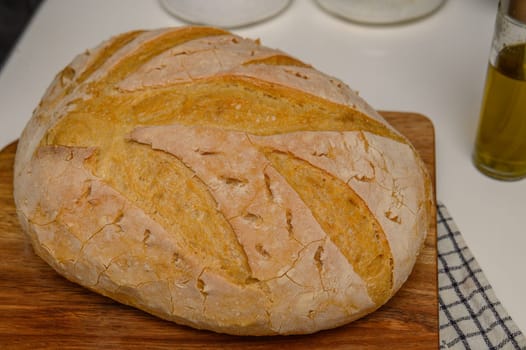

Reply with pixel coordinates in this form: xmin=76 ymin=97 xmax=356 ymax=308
xmin=0 ymin=112 xmax=438 ymax=349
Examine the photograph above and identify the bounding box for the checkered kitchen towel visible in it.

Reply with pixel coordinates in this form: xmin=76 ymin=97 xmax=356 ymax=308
xmin=438 ymin=202 xmax=526 ymax=349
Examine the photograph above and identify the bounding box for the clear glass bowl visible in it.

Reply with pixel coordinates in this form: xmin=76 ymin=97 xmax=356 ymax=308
xmin=160 ymin=0 xmax=291 ymax=28
xmin=316 ymin=0 xmax=446 ymax=25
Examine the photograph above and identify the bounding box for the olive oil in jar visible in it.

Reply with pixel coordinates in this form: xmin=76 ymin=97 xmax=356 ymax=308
xmin=473 ymin=42 xmax=526 ymax=180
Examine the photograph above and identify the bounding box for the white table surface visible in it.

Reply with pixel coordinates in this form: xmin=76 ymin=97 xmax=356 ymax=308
xmin=1 ymin=0 xmax=525 ymax=334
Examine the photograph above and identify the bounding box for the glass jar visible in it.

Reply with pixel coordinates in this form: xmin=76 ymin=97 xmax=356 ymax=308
xmin=472 ymin=0 xmax=526 ymax=181
xmin=160 ymin=0 xmax=291 ymax=28
xmin=315 ymin=0 xmax=445 ymax=24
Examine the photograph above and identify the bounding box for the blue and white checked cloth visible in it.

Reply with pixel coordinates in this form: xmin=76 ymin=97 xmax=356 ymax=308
xmin=438 ymin=203 xmax=526 ymax=349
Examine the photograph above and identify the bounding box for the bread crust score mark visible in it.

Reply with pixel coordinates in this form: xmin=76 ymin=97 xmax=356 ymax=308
xmin=13 ymin=26 xmax=433 ymax=335
xmin=130 ymin=124 xmax=394 ymax=306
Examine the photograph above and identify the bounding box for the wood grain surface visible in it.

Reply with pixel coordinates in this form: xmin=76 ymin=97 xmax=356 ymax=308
xmin=0 ymin=112 xmax=438 ymax=349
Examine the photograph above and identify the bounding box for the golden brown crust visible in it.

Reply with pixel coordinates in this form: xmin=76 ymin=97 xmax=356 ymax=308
xmin=13 ymin=26 xmax=433 ymax=335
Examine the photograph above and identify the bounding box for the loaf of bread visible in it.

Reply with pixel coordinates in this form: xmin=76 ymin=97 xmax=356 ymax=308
xmin=14 ymin=26 xmax=433 ymax=335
